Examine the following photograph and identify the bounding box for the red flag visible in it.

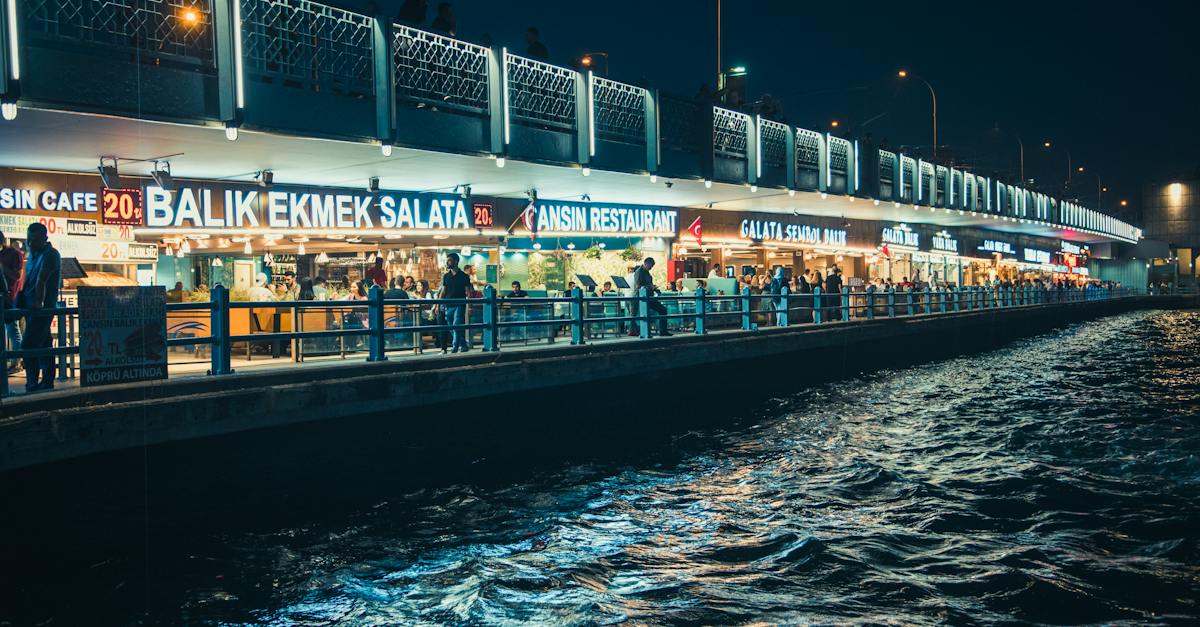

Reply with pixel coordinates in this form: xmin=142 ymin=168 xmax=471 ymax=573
xmin=687 ymin=216 xmax=703 ymax=245
xmin=880 ymin=243 xmax=891 ymax=258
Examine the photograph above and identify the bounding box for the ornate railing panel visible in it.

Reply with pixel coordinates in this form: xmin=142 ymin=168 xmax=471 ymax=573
xmin=393 ymin=23 xmax=488 ymax=114
xmin=22 ymin=0 xmax=215 ymax=65
xmin=795 ymin=128 xmax=821 ymax=174
xmin=712 ymin=107 xmax=749 ymax=159
xmin=592 ymin=76 xmax=645 ymax=144
xmin=878 ymin=149 xmax=896 ymax=185
xmin=241 ymin=0 xmax=374 ymax=96
xmin=901 ymin=156 xmax=915 ymax=201
xmin=759 ymin=119 xmax=788 ymax=169
xmin=828 ymin=136 xmax=851 ymax=175
xmin=659 ymin=95 xmax=703 ymax=152
xmin=505 ymin=53 xmax=577 ymax=130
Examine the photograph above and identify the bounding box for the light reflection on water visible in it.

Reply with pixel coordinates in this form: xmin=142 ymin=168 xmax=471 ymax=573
xmin=232 ymin=310 xmax=1200 ymax=625
xmin=2 ymin=310 xmax=1199 ymax=625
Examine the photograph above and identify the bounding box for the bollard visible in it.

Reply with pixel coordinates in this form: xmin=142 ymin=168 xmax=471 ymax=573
xmin=209 ymin=284 xmax=233 ymax=375
xmin=570 ymin=287 xmax=585 ymax=345
xmin=695 ymin=287 xmax=707 ymax=335
xmin=887 ymin=286 xmax=896 ymax=318
xmin=939 ymin=287 xmax=947 ymax=313
xmin=812 ymin=287 xmax=822 ymax=324
xmin=741 ymin=286 xmax=754 ymax=330
xmin=482 ymin=285 xmax=499 ymax=352
xmin=638 ymin=286 xmax=651 ymax=339
xmin=866 ymin=285 xmax=876 ymax=320
xmin=842 ymin=287 xmax=850 ymax=321
xmin=907 ymin=288 xmax=915 ymax=316
xmin=367 ymin=285 xmax=387 ymax=362
xmin=954 ymin=286 xmax=961 ymax=312
xmin=923 ymin=287 xmax=931 ymax=315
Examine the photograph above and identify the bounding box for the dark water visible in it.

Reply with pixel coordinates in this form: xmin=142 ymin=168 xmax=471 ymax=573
xmin=3 ymin=310 xmax=1200 ymax=625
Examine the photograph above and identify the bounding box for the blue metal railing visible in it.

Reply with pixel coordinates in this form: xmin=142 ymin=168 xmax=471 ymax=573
xmin=0 ymin=283 xmax=1141 ymax=396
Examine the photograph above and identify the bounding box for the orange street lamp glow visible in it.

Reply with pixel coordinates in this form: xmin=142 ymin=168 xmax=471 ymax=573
xmin=1120 ymin=200 xmax=1129 ymax=207
xmin=831 ymin=120 xmax=840 ymax=128
xmin=182 ymin=8 xmax=199 ymax=24
xmin=897 ymin=69 xmax=908 ymax=78
xmin=1043 ymin=141 xmax=1051 ymax=148
xmin=1077 ymin=166 xmax=1085 ymax=172
xmin=580 ymin=55 xmax=593 ymax=67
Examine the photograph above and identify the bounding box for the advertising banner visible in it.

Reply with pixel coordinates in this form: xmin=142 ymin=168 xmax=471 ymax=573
xmin=78 ymin=286 xmax=168 ymax=387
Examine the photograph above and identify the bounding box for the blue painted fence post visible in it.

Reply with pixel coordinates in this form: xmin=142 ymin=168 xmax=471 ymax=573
xmin=841 ymin=287 xmax=850 ymax=321
xmin=570 ymin=286 xmax=585 ymax=345
xmin=866 ymin=285 xmax=876 ymax=319
xmin=482 ymin=285 xmax=499 ymax=352
xmin=887 ymin=286 xmax=895 ymax=318
xmin=939 ymin=288 xmax=947 ymax=313
xmin=56 ymin=301 xmax=68 ymax=381
xmin=638 ymin=287 xmax=650 ymax=339
xmin=741 ymin=286 xmax=754 ymax=331
xmin=813 ymin=287 xmax=823 ymax=324
xmin=923 ymin=286 xmax=931 ymax=314
xmin=209 ymin=284 xmax=233 ymax=376
xmin=778 ymin=286 xmax=789 ymax=327
xmin=0 ymin=297 xmax=8 ymax=396
xmin=367 ymin=285 xmax=387 ymax=362
xmin=906 ymin=288 xmax=915 ymax=316
xmin=695 ymin=287 xmax=707 ymax=335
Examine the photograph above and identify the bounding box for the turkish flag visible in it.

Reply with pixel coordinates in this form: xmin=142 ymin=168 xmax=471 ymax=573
xmin=687 ymin=216 xmax=703 ymax=245
xmin=880 ymin=243 xmax=891 ymax=258
xmin=521 ymin=202 xmax=539 ymax=240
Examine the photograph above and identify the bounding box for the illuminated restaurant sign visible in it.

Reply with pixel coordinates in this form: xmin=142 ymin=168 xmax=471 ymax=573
xmin=978 ymin=239 xmax=1016 ymax=256
xmin=530 ymin=202 xmax=677 ymax=235
xmin=740 ymin=219 xmax=847 ymax=246
xmin=145 ymin=185 xmax=475 ymax=231
xmin=1061 ymin=241 xmax=1083 ymax=255
xmin=881 ymin=224 xmax=919 ymax=249
xmin=1023 ymin=248 xmax=1052 ymax=264
xmin=0 ymin=186 xmax=98 ymax=212
xmin=931 ymin=230 xmax=958 ymax=254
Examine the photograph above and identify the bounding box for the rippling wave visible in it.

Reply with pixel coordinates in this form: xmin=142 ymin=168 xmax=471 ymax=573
xmin=5 ymin=310 xmax=1200 ymax=625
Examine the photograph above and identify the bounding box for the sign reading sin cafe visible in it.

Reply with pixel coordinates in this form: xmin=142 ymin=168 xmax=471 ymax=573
xmin=143 ymin=184 xmax=480 ymax=231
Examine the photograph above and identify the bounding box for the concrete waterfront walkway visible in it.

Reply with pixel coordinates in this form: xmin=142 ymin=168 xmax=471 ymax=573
xmin=0 ymin=295 xmax=1186 ymax=472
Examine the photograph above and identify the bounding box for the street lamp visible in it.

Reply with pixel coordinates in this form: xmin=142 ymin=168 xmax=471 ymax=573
xmin=898 ymin=69 xmax=937 ymax=158
xmin=830 ymin=120 xmax=840 ymax=129
xmin=1043 ymin=140 xmax=1073 ymax=189
xmin=580 ymin=52 xmax=610 ymax=76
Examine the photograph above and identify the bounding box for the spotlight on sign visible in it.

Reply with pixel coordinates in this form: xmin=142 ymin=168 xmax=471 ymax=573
xmin=151 ymin=161 xmax=174 ymax=191
xmin=257 ymin=170 xmax=274 ymax=188
xmin=98 ymin=158 xmax=122 ymax=188
xmin=368 ymin=176 xmax=380 ymax=193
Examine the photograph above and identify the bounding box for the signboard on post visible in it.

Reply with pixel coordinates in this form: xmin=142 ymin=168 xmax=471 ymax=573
xmin=78 ymin=286 xmax=168 ymax=387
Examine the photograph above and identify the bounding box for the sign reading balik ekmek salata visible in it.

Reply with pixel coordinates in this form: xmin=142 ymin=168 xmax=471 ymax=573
xmin=78 ymin=287 xmax=168 ymax=387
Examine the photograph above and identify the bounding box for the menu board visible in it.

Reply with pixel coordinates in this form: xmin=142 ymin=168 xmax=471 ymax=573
xmin=78 ymin=286 xmax=168 ymax=387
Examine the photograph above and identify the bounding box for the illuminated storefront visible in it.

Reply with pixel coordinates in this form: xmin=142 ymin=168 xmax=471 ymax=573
xmin=673 ymin=209 xmax=875 ymax=286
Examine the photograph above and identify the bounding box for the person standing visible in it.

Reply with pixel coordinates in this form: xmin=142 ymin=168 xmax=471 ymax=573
xmin=768 ymin=267 xmax=787 ymax=326
xmin=438 ymin=252 xmax=472 ymax=353
xmin=1 ymin=233 xmax=24 ymax=374
xmin=430 ymin=2 xmax=456 ymax=35
xmin=365 ymin=256 xmax=388 ymax=289
xmin=526 ymin=27 xmax=549 ymax=60
xmin=633 ymin=257 xmax=671 ymax=337
xmin=18 ymin=222 xmax=61 ymax=393
xmin=825 ymin=267 xmax=844 ymax=321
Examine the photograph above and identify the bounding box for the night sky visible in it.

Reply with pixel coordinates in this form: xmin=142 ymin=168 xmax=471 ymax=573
xmin=359 ymin=0 xmax=1199 ymax=223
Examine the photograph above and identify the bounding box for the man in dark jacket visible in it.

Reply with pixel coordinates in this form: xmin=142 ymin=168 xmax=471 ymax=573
xmin=633 ymin=257 xmax=670 ymax=337
xmin=824 ymin=267 xmax=844 ymax=321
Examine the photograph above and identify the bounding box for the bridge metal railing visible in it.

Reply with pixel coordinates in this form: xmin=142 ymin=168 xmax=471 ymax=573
xmin=591 ymin=76 xmax=646 ymax=146
xmin=21 ymin=0 xmax=216 ymax=67
xmin=239 ymin=0 xmax=374 ymax=97
xmin=0 ymin=283 xmax=1138 ymax=397
xmin=503 ymin=51 xmax=577 ymax=132
xmin=392 ymin=22 xmax=489 ymax=115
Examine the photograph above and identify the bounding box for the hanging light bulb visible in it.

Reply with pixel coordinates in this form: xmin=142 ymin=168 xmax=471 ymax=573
xmin=316 ymin=251 xmax=330 ymax=264
xmin=211 ymin=257 xmax=224 ymax=268
xmin=225 ymin=125 xmax=238 ymax=141
xmin=180 ymin=239 xmax=191 ymax=254
xmin=243 ymin=240 xmax=252 ymax=255
xmin=367 ymin=253 xmax=377 ymax=264
xmin=298 ymin=242 xmax=306 ymax=255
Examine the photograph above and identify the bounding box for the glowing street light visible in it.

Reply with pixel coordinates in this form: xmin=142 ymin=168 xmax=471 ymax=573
xmin=897 ymin=69 xmax=937 ymax=157
xmin=830 ymin=120 xmax=840 ymax=128
xmin=181 ymin=7 xmax=200 ymax=25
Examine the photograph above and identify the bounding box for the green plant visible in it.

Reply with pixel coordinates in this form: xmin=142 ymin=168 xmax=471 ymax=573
xmin=583 ymin=245 xmax=602 ymax=260
xmin=619 ymin=245 xmax=642 ymax=262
